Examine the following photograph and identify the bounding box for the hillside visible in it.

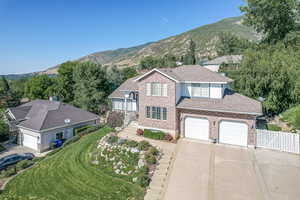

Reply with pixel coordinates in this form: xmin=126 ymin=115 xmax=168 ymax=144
xmin=41 ymin=16 xmax=257 ymax=74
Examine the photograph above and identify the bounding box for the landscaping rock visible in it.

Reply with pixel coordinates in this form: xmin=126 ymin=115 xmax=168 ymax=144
xmin=138 ymin=159 xmax=145 ymax=168
xmin=132 ymin=177 xmax=138 ymax=182
xmin=131 ymin=148 xmax=139 ymax=153
xmin=115 ymin=127 xmax=122 ymax=132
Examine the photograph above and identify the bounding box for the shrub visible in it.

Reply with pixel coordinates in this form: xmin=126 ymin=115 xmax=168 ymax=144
xmin=32 ymin=157 xmax=45 ymax=163
xmin=136 ymin=175 xmax=151 ymax=187
xmin=2 ymin=167 xmax=16 ymax=177
xmin=50 ymin=142 xmax=56 ymax=149
xmin=137 ymin=166 xmax=149 ymax=174
xmin=74 ymin=124 xmax=102 ymax=136
xmin=136 ymin=129 xmax=144 ymax=136
xmin=16 ymin=160 xmax=34 ymax=171
xmin=143 ymin=129 xmax=165 ymax=140
xmin=145 ymin=154 xmax=156 ymax=165
xmin=148 ymin=147 xmax=159 ymax=156
xmin=62 ymin=135 xmax=80 ymax=147
xmin=74 ymin=126 xmax=89 ymax=135
xmin=137 ymin=141 xmax=151 ymax=151
xmin=47 ymin=148 xmax=62 ymax=157
xmin=267 ymin=124 xmax=282 ymax=131
xmin=107 ymin=111 xmax=124 ymax=128
xmin=106 ymin=135 xmax=118 ymax=144
xmin=164 ymin=133 xmax=173 ymax=141
xmin=125 ymin=140 xmax=139 ymax=148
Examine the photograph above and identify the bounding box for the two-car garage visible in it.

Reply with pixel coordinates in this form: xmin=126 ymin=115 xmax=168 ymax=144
xmin=184 ymin=117 xmax=249 ymax=147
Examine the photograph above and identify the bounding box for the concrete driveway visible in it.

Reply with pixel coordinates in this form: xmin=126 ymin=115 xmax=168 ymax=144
xmin=163 ymin=139 xmax=300 ymax=200
xmin=0 ymin=144 xmax=42 ymax=159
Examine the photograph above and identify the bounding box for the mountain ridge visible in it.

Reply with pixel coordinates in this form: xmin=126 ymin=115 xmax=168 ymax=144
xmin=6 ymin=16 xmax=258 ymax=77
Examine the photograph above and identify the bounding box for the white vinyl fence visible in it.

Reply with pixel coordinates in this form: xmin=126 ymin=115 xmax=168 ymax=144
xmin=256 ymin=129 xmax=300 ymax=154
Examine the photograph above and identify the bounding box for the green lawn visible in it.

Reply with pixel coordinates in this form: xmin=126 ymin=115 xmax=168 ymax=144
xmin=2 ymin=127 xmax=145 ymax=200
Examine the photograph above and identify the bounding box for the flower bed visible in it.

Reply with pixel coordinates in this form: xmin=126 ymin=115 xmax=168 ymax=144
xmin=136 ymin=129 xmax=174 ymax=142
xmin=91 ymin=133 xmax=161 ymax=188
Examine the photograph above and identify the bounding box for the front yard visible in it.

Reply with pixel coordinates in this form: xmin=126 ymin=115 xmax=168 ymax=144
xmin=1 ymin=127 xmax=146 ymax=200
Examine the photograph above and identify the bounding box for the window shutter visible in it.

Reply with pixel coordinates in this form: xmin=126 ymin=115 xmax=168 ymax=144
xmin=162 ymin=84 xmax=168 ymax=96
xmin=146 ymin=83 xmax=151 ymax=96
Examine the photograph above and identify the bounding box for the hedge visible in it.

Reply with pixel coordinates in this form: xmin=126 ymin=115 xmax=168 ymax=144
xmin=74 ymin=124 xmax=102 ymax=136
xmin=143 ymin=129 xmax=165 ymax=140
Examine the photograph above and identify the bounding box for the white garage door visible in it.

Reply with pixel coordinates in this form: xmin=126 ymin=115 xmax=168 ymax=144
xmin=185 ymin=117 xmax=209 ymax=140
xmin=23 ymin=134 xmax=38 ymax=150
xmin=219 ymin=121 xmax=248 ymax=146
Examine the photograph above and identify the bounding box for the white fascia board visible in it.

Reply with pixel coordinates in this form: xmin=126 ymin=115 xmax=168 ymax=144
xmin=134 ymin=68 xmax=179 ymax=83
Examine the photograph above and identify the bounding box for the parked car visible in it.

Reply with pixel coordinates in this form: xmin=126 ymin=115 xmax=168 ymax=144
xmin=0 ymin=153 xmax=35 ymax=171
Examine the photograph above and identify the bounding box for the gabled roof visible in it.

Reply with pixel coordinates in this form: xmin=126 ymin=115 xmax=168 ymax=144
xmin=108 ymin=76 xmax=139 ymax=99
xmin=134 ymin=65 xmax=233 ymax=83
xmin=8 ymin=100 xmax=99 ymax=132
xmin=177 ymin=90 xmax=262 ymax=116
xmin=203 ymin=55 xmax=243 ymax=65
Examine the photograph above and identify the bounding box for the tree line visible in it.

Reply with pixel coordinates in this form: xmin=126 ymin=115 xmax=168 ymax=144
xmin=221 ymin=0 xmax=300 ymax=115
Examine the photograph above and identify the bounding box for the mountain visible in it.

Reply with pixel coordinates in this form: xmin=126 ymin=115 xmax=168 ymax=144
xmin=3 ymin=72 xmax=38 ymax=80
xmin=41 ymin=16 xmax=258 ymax=75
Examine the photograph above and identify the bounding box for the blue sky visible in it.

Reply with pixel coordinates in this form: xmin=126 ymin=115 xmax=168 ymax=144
xmin=0 ymin=0 xmax=244 ymax=75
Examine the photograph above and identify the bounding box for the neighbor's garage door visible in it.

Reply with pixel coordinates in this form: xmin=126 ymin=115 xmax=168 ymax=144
xmin=185 ymin=117 xmax=209 ymax=140
xmin=23 ymin=134 xmax=38 ymax=150
xmin=219 ymin=121 xmax=248 ymax=146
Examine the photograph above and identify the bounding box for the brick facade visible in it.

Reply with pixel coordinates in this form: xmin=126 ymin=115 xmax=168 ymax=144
xmin=178 ymin=109 xmax=257 ymax=146
xmin=138 ymin=71 xmax=178 ymax=136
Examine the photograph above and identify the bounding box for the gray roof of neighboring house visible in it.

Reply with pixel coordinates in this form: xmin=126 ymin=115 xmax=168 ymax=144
xmin=176 ymin=90 xmax=262 ymax=115
xmin=8 ymin=100 xmax=99 ymax=132
xmin=108 ymin=76 xmax=139 ymax=99
xmin=202 ymin=55 xmax=243 ymax=65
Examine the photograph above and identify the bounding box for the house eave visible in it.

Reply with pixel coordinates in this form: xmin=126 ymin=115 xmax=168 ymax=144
xmin=17 ymin=117 xmax=100 ymax=133
xmin=176 ymin=106 xmax=262 ymax=116
xmin=134 ymin=68 xmax=179 ymax=83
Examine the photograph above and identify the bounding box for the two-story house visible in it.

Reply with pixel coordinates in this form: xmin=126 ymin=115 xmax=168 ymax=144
xmin=109 ymin=65 xmax=262 ymax=147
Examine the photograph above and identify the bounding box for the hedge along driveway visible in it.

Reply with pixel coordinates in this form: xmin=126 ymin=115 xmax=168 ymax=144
xmin=3 ymin=127 xmax=145 ymax=200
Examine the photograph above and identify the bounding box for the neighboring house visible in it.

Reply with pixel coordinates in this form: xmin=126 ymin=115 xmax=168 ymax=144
xmin=202 ymin=55 xmax=242 ymax=72
xmin=6 ymin=100 xmax=99 ymax=152
xmin=109 ymin=65 xmax=262 ymax=147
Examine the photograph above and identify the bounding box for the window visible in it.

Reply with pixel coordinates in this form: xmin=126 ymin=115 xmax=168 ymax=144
xmin=152 ymin=107 xmax=157 ymax=119
xmin=56 ymin=132 xmax=63 ymax=140
xmin=113 ymin=100 xmax=123 ymax=110
xmin=146 ymin=83 xmax=168 ymax=97
xmin=151 ymin=83 xmax=161 ymax=96
xmin=192 ymin=83 xmax=209 ymax=97
xmin=163 ymin=108 xmax=167 ymax=120
xmin=162 ymin=84 xmax=168 ymax=97
xmin=146 ymin=106 xmax=151 ymax=118
xmin=157 ymin=107 xmax=161 ymax=120
xmin=146 ymin=106 xmax=166 ymax=120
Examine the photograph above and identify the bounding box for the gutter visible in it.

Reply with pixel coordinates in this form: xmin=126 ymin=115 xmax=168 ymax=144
xmin=17 ymin=117 xmax=99 ymax=133
xmin=176 ymin=106 xmax=263 ymax=116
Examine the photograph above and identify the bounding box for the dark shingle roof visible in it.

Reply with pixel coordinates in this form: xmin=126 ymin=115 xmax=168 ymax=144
xmin=108 ymin=76 xmax=138 ymax=99
xmin=9 ymin=106 xmax=31 ymax=120
xmin=177 ymin=90 xmax=262 ymax=115
xmin=109 ymin=66 xmax=233 ymax=98
xmin=10 ymin=100 xmax=99 ymax=131
xmin=159 ymin=66 xmax=233 ymax=83
xmin=135 ymin=66 xmax=233 ymax=83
